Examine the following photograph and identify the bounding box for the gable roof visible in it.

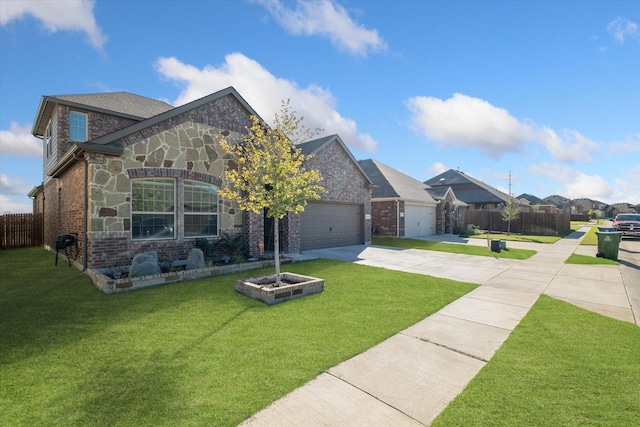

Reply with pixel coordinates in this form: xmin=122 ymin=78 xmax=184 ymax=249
xmin=32 ymin=92 xmax=173 ymax=136
xmin=425 ymin=169 xmax=513 ymax=205
xmin=88 ymin=86 xmax=261 ymax=148
xmin=48 ymin=87 xmax=263 ymax=177
xmin=358 ymin=159 xmax=437 ymax=204
xmin=518 ymin=193 xmax=552 ymax=206
xmin=299 ymin=134 xmax=373 ymax=187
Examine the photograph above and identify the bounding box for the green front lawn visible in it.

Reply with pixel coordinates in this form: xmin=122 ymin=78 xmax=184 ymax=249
xmin=0 ymin=247 xmax=475 ymax=427
xmin=471 ymin=233 xmax=561 ymax=244
xmin=581 ymin=224 xmax=599 ymax=245
xmin=372 ymin=237 xmax=536 ymax=260
xmin=566 ymin=253 xmax=618 ymax=265
xmin=433 ymin=296 xmax=640 ymax=426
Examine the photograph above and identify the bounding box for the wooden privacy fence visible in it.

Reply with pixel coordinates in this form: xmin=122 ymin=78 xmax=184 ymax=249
xmin=466 ymin=210 xmax=571 ymax=236
xmin=0 ymin=213 xmax=43 ymax=249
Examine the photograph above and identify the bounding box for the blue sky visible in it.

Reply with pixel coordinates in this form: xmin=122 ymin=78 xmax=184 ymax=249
xmin=1 ymin=0 xmax=639 ymax=213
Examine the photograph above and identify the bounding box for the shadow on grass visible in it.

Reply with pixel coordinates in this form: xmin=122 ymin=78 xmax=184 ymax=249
xmin=76 ymin=363 xmax=182 ymax=426
xmin=0 ymin=247 xmax=263 ymax=364
xmin=563 ymin=230 xmax=586 ymax=239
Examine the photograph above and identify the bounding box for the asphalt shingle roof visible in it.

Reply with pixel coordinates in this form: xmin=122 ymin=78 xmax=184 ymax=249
xmin=359 ymin=159 xmax=436 ymax=203
xmin=50 ymin=92 xmax=173 ymax=119
xmin=425 ymin=169 xmax=512 ymax=204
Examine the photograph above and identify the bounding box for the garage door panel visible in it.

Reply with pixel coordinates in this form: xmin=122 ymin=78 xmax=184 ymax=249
xmin=300 ymin=202 xmax=363 ymax=250
xmin=405 ymin=204 xmax=436 ymax=237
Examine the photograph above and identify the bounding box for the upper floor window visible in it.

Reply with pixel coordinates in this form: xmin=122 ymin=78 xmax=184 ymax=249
xmin=69 ymin=111 xmax=87 ymax=141
xmin=45 ymin=121 xmax=52 ymax=157
xmin=184 ymin=180 xmax=218 ymax=237
xmin=131 ymin=178 xmax=175 ymax=240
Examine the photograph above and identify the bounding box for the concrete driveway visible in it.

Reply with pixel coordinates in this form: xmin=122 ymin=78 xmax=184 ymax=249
xmin=243 ymin=231 xmax=637 ymax=426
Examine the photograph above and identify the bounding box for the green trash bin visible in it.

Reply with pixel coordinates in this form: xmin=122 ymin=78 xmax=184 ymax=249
xmin=596 ymin=231 xmax=622 ymax=260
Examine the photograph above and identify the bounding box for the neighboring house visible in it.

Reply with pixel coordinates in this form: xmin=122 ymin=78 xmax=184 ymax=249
xmin=358 ymin=159 xmax=466 ymax=236
xmin=607 ymin=202 xmax=639 ymax=218
xmin=425 ymin=169 xmax=528 ymax=212
xmin=29 ymin=87 xmax=372 ymax=271
xmin=518 ymin=193 xmax=559 ymax=214
xmin=543 ymin=194 xmax=574 ymax=214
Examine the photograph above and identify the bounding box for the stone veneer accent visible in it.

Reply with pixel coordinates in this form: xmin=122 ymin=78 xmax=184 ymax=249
xmin=86 ymin=121 xmax=244 ymax=269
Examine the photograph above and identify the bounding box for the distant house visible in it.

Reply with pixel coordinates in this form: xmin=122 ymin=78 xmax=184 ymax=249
xmin=28 ymin=87 xmax=372 ymax=272
xmin=425 ymin=169 xmax=528 ymax=212
xmin=358 ymin=159 xmax=466 ymax=236
xmin=518 ymin=193 xmax=558 ymax=214
xmin=543 ymin=195 xmax=574 ymax=214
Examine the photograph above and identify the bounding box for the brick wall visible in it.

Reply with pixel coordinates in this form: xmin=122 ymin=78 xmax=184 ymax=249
xmin=298 ymin=138 xmax=372 ymax=246
xmin=371 ymin=200 xmax=400 ymax=237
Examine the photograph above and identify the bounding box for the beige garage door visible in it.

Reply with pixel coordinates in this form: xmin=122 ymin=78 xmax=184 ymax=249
xmin=300 ymin=202 xmax=363 ymax=250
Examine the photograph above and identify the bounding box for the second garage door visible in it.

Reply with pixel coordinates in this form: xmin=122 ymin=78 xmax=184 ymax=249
xmin=404 ymin=203 xmax=436 ymax=237
xmin=300 ymin=202 xmax=363 ymax=250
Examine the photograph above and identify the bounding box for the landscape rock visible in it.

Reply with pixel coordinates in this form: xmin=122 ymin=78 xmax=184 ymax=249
xmin=129 ymin=250 xmax=160 ymax=277
xmin=186 ymin=248 xmax=205 ymax=270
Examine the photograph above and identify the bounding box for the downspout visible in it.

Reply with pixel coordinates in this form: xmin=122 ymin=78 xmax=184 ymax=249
xmin=396 ymin=199 xmax=400 ymax=237
xmin=72 ymin=151 xmax=88 ymax=271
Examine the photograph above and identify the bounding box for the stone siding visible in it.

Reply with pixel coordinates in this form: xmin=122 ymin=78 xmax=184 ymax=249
xmin=87 ymin=120 xmax=245 ymax=269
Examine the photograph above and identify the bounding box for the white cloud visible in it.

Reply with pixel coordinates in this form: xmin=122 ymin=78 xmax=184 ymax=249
xmin=0 ymin=173 xmax=33 ymax=196
xmin=530 ymin=163 xmax=615 ymax=202
xmin=406 ymin=93 xmax=599 ymax=162
xmin=607 ymin=17 xmax=639 ymax=43
xmin=610 ymin=133 xmax=640 ymax=154
xmin=406 ymin=93 xmax=534 ymax=158
xmin=155 ymin=53 xmax=377 ymax=152
xmin=611 ymin=166 xmax=640 ymax=205
xmin=0 ymin=194 xmax=33 ymax=214
xmin=0 ymin=0 xmax=107 ymax=49
xmin=253 ymin=0 xmax=386 ymax=56
xmin=536 ymin=127 xmax=599 ymax=162
xmin=426 ymin=162 xmax=448 ymax=177
xmin=0 ymin=123 xmax=42 ymax=157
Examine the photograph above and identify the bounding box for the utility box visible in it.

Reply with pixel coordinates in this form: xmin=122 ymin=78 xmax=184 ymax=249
xmin=490 ymin=239 xmax=501 ymax=253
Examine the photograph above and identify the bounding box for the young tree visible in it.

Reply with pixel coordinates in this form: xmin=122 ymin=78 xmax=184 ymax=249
xmin=501 ymin=197 xmax=520 ymax=235
xmin=218 ymin=100 xmax=324 ymax=286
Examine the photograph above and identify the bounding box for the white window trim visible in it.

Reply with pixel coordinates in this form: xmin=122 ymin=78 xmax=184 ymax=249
xmin=45 ymin=121 xmax=52 ymax=157
xmin=183 ymin=179 xmax=219 ymax=238
xmin=131 ymin=178 xmax=177 ymax=240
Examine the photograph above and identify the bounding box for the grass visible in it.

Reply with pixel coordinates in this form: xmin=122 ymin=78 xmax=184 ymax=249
xmin=0 ymin=247 xmax=475 ymax=427
xmin=372 ymin=236 xmax=536 ymax=260
xmin=566 ymin=253 xmax=619 ymax=265
xmin=471 ymin=233 xmax=561 ymax=244
xmin=432 ymin=296 xmax=640 ymax=426
xmin=581 ymin=224 xmax=599 ymax=245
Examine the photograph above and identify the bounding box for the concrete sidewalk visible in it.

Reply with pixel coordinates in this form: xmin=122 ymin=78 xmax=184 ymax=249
xmin=241 ymin=229 xmax=636 ymax=426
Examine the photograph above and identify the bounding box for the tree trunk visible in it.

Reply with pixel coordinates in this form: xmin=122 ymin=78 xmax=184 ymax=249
xmin=274 ymin=217 xmax=281 ymax=286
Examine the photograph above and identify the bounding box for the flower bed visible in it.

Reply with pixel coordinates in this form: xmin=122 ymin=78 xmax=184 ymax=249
xmin=87 ymin=257 xmax=292 ymax=294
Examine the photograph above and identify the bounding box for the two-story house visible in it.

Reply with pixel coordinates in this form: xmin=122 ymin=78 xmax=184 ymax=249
xmin=29 ymin=87 xmax=372 ymax=272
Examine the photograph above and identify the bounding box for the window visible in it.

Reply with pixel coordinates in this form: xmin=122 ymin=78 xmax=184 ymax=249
xmin=45 ymin=121 xmax=52 ymax=157
xmin=184 ymin=180 xmax=219 ymax=237
xmin=131 ymin=179 xmax=175 ymax=240
xmin=69 ymin=111 xmax=87 ymax=141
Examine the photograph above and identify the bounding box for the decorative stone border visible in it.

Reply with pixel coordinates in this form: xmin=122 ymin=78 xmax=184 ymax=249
xmin=86 ymin=258 xmax=292 ymax=294
xmin=234 ymin=272 xmax=325 ymax=305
